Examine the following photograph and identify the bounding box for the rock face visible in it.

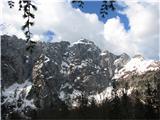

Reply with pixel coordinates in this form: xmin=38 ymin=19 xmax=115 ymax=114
xmin=1 ymin=35 xmax=160 ymax=119
xmin=26 ymin=38 xmax=118 ymax=107
xmin=1 ymin=35 xmax=120 ymax=112
xmin=114 ymin=53 xmax=130 ymax=70
xmin=1 ymin=35 xmax=42 ymax=88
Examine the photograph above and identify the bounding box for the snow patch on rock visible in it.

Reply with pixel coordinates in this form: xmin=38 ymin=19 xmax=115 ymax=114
xmin=70 ymin=39 xmax=93 ymax=47
xmin=44 ymin=55 xmax=50 ymax=63
xmin=2 ymin=80 xmax=36 ymax=109
xmin=88 ymin=86 xmax=113 ymax=103
xmin=113 ymin=57 xmax=160 ymax=79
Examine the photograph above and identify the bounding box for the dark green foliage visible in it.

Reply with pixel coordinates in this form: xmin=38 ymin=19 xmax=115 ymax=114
xmin=72 ymin=0 xmax=84 ymax=8
xmin=144 ymin=80 xmax=160 ymax=119
xmin=26 ymin=41 xmax=36 ymax=53
xmin=8 ymin=0 xmax=37 ymax=52
xmin=19 ymin=0 xmax=37 ymax=42
xmin=3 ymin=90 xmax=159 ymax=120
xmin=100 ymin=0 xmax=116 ymax=18
xmin=8 ymin=1 xmax=14 ymax=8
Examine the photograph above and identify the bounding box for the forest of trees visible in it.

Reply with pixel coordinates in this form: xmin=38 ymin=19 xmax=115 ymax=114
xmin=33 ymin=85 xmax=160 ymax=119
xmin=3 ymin=83 xmax=159 ymax=120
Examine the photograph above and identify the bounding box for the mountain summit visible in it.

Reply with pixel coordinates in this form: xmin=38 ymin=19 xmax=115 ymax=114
xmin=1 ymin=35 xmax=160 ymax=119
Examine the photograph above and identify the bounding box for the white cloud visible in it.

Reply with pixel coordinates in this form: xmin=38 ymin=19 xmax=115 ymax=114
xmin=1 ymin=0 xmax=105 ymax=46
xmin=32 ymin=0 xmax=105 ymax=47
xmin=104 ymin=0 xmax=159 ymax=59
xmin=1 ymin=0 xmax=25 ymax=38
xmin=1 ymin=0 xmax=159 ymax=59
xmin=104 ymin=17 xmax=136 ymax=55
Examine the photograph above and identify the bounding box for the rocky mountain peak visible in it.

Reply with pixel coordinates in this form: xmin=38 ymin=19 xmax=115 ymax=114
xmin=1 ymin=35 xmax=160 ymax=119
xmin=71 ymin=38 xmax=95 ymax=45
xmin=1 ymin=35 xmax=116 ymax=109
xmin=114 ymin=52 xmax=130 ymax=71
xmin=132 ymin=54 xmax=144 ymax=61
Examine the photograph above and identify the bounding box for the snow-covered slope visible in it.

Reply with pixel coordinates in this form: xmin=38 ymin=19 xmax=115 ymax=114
xmin=2 ymin=80 xmax=36 ymax=108
xmin=2 ymin=80 xmax=36 ymax=119
xmin=88 ymin=86 xmax=113 ymax=103
xmin=113 ymin=55 xmax=160 ymax=79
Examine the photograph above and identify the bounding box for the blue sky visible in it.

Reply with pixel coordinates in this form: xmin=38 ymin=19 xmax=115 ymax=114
xmin=43 ymin=30 xmax=55 ymax=42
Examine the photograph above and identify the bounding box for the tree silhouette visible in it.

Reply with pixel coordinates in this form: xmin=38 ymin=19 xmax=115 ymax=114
xmin=7 ymin=0 xmax=37 ymax=52
xmin=100 ymin=0 xmax=116 ymax=18
xmin=72 ymin=0 xmax=84 ymax=8
xmin=144 ymin=80 xmax=160 ymax=119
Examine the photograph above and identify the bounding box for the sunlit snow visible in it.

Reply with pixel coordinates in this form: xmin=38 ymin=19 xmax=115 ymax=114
xmin=113 ymin=57 xmax=160 ymax=79
xmin=2 ymin=80 xmax=36 ymax=109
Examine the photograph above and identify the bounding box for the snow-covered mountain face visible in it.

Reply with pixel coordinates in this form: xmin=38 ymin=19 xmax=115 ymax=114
xmin=114 ymin=55 xmax=160 ymax=80
xmin=113 ymin=55 xmax=160 ymax=102
xmin=1 ymin=35 xmax=160 ymax=118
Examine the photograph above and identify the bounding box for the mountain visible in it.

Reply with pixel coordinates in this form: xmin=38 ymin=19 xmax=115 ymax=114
xmin=113 ymin=55 xmax=160 ymax=100
xmin=1 ymin=35 xmax=160 ymax=119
